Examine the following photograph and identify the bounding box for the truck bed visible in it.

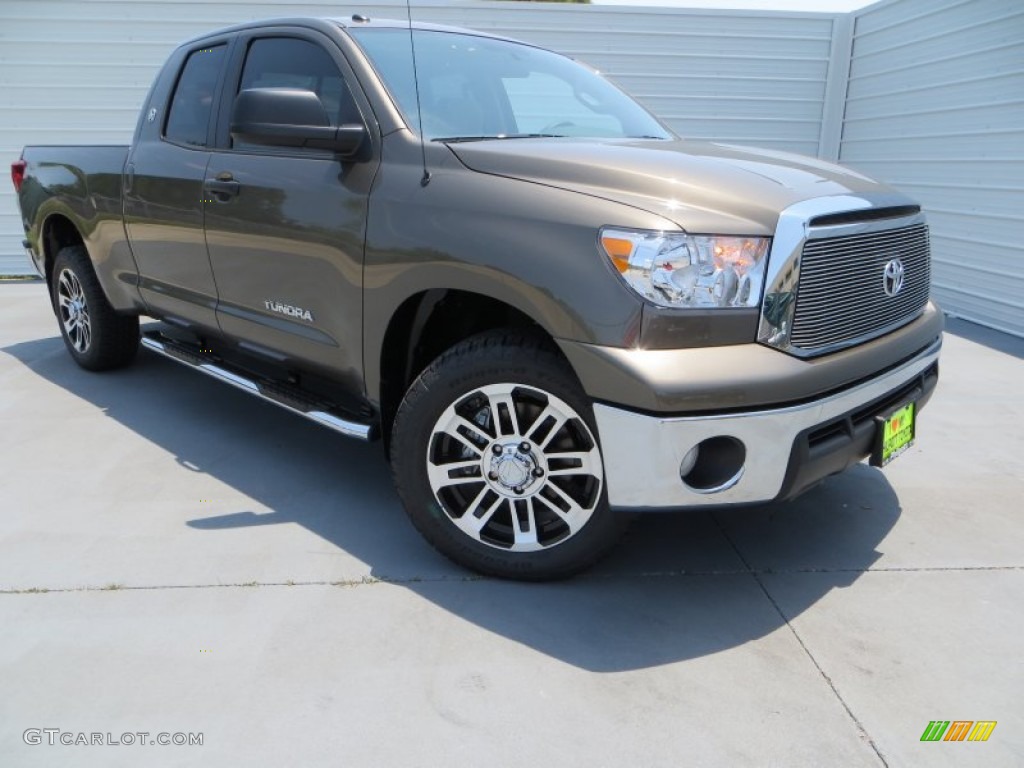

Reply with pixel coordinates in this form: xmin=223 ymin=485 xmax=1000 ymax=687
xmin=18 ymin=145 xmax=129 ymax=235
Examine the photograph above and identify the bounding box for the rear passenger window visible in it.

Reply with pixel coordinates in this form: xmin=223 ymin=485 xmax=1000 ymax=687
xmin=235 ymin=37 xmax=358 ymax=148
xmin=165 ymin=45 xmax=226 ymax=147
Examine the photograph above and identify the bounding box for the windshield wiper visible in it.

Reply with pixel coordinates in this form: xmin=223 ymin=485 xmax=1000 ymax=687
xmin=433 ymin=133 xmax=566 ymax=143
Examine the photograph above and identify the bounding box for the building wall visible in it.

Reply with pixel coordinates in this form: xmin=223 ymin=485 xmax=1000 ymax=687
xmin=840 ymin=0 xmax=1024 ymax=336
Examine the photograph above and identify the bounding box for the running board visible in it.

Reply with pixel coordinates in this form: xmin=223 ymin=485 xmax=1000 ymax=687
xmin=140 ymin=332 xmax=376 ymax=441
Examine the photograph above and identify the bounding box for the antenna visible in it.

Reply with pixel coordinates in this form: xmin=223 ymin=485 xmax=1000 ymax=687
xmin=406 ymin=0 xmax=431 ymax=186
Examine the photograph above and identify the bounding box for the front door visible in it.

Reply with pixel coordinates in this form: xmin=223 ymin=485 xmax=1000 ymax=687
xmin=204 ymin=30 xmax=378 ymax=396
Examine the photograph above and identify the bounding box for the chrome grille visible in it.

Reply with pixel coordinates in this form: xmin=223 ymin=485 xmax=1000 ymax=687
xmin=789 ymin=223 xmax=931 ymax=354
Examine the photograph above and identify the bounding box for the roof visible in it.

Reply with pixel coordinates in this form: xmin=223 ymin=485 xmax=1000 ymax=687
xmin=179 ymin=15 xmax=516 ymax=47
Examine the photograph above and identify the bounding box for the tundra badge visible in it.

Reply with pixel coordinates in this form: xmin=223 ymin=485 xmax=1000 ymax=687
xmin=265 ymin=300 xmax=314 ymax=323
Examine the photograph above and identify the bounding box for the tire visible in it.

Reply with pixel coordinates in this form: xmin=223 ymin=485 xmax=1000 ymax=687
xmin=390 ymin=329 xmax=627 ymax=580
xmin=51 ymin=245 xmax=139 ymax=371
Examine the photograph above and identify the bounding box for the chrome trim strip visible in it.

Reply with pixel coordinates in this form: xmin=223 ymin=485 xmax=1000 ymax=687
xmin=594 ymin=337 xmax=940 ymax=509
xmin=140 ymin=336 xmax=374 ymax=441
xmin=787 ymin=312 xmax=924 ymax=359
xmin=307 ymin=410 xmax=375 ymax=440
xmin=198 ymin=363 xmax=260 ymax=393
xmin=688 ymin=466 xmax=745 ymax=495
xmin=804 ymin=211 xmax=926 ymax=242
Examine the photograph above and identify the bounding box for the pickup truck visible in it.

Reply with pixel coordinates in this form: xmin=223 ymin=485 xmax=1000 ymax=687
xmin=12 ymin=15 xmax=941 ymax=580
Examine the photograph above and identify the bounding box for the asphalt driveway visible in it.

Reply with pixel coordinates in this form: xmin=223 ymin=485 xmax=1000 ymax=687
xmin=1 ymin=281 xmax=1021 ymax=767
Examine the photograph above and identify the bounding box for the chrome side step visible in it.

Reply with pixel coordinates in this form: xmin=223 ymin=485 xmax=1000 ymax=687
xmin=140 ymin=332 xmax=376 ymax=441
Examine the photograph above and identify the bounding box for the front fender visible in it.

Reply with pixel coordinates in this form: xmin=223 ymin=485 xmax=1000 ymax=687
xmin=362 ymin=147 xmax=676 ymax=400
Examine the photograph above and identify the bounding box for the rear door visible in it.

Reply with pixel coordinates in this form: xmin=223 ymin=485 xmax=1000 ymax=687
xmin=204 ymin=28 xmax=379 ymax=395
xmin=125 ymin=39 xmax=231 ymax=331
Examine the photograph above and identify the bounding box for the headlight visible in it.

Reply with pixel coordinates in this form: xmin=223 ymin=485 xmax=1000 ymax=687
xmin=600 ymin=228 xmax=770 ymax=309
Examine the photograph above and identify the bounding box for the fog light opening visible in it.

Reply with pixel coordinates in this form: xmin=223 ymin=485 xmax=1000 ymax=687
xmin=681 ymin=436 xmax=746 ymax=493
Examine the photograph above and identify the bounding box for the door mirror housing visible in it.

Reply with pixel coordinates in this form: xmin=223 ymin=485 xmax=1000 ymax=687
xmin=230 ymin=88 xmax=365 ymax=157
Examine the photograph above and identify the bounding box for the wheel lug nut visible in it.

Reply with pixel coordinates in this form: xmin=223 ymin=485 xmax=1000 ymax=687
xmin=514 ymin=486 xmax=524 ymax=495
xmin=488 ymin=471 xmax=499 ymax=481
xmin=533 ymin=467 xmax=544 ymax=478
xmin=519 ymin=441 xmax=531 ymax=453
xmin=492 ymin=444 xmax=503 ymax=456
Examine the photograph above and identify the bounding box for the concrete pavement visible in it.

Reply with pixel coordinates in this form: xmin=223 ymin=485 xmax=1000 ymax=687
xmin=1 ymin=281 xmax=1022 ymax=767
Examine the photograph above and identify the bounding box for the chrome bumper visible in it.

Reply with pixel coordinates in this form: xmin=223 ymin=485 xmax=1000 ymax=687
xmin=594 ymin=338 xmax=941 ymax=509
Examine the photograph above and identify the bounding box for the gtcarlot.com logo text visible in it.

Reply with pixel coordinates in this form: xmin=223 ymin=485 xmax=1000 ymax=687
xmin=24 ymin=729 xmax=203 ymax=747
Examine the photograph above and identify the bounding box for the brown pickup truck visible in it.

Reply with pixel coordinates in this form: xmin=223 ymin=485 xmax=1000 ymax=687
xmin=11 ymin=16 xmax=941 ymax=579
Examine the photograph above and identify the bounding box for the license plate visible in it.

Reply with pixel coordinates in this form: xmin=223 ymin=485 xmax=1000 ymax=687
xmin=871 ymin=401 xmax=916 ymax=467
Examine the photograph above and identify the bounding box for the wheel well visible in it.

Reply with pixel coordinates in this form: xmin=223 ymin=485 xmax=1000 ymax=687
xmin=379 ymin=290 xmax=558 ymax=447
xmin=41 ymin=214 xmax=85 ymax=294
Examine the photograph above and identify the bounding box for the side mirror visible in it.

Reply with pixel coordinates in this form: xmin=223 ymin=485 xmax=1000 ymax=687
xmin=230 ymin=88 xmax=365 ymax=157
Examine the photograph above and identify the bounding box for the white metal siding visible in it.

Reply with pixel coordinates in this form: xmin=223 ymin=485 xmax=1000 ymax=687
xmin=0 ymin=0 xmax=840 ymax=275
xmin=841 ymin=0 xmax=1024 ymax=337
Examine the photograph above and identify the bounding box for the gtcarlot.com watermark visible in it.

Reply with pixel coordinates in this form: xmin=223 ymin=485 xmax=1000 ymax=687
xmin=24 ymin=729 xmax=202 ymax=747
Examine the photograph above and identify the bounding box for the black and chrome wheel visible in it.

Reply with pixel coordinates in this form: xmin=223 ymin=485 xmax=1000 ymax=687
xmin=390 ymin=330 xmax=626 ymax=580
xmin=51 ymin=245 xmax=139 ymax=371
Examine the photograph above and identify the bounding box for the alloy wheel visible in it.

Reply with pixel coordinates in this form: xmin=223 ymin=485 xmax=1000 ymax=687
xmin=426 ymin=382 xmax=604 ymax=552
xmin=57 ymin=267 xmax=92 ymax=353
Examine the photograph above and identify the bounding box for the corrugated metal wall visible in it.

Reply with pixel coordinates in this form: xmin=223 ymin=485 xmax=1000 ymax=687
xmin=840 ymin=0 xmax=1024 ymax=336
xmin=0 ymin=0 xmax=840 ymax=275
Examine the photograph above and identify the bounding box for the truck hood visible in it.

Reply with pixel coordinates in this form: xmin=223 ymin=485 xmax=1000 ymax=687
xmin=448 ymin=138 xmax=900 ymax=234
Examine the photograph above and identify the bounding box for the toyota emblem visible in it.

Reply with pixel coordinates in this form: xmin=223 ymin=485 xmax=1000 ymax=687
xmin=883 ymin=258 xmax=905 ymax=297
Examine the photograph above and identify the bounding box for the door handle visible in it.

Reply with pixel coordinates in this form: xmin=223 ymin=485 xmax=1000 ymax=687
xmin=203 ymin=177 xmax=240 ymax=200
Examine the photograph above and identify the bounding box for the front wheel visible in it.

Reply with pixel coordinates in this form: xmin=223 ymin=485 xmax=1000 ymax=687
xmin=390 ymin=330 xmax=626 ymax=580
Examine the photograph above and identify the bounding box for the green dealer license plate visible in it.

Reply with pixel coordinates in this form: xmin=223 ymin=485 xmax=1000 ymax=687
xmin=871 ymin=401 xmax=916 ymax=467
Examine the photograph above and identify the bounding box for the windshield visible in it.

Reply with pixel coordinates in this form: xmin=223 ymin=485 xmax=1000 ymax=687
xmin=347 ymin=28 xmax=673 ymax=142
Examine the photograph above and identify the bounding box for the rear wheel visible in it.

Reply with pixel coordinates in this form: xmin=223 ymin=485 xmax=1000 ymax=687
xmin=390 ymin=330 xmax=626 ymax=580
xmin=51 ymin=245 xmax=139 ymax=371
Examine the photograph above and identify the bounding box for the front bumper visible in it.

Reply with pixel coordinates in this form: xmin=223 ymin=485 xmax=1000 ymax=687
xmin=594 ymin=337 xmax=941 ymax=509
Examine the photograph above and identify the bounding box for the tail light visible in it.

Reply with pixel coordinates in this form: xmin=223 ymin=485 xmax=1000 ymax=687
xmin=11 ymin=159 xmax=26 ymax=193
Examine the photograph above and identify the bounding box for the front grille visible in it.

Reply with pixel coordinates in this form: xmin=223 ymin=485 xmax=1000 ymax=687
xmin=790 ymin=223 xmax=931 ymax=354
